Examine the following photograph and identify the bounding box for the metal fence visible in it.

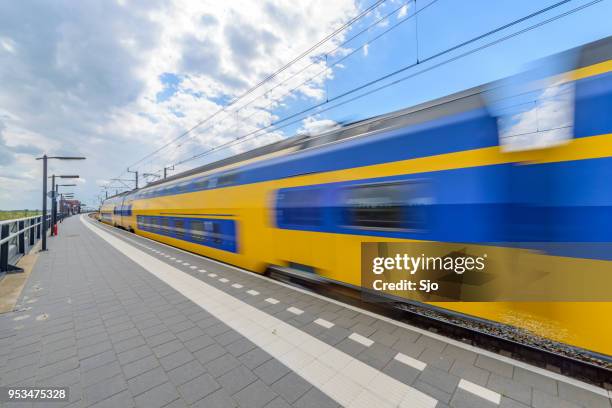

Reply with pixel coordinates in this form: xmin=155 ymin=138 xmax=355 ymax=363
xmin=0 ymin=214 xmax=50 ymax=274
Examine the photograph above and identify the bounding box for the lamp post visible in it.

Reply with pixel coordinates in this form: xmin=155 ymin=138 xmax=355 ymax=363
xmin=36 ymin=155 xmax=85 ymax=250
xmin=56 ymin=184 xmax=76 ymax=221
xmin=48 ymin=175 xmax=79 ymax=236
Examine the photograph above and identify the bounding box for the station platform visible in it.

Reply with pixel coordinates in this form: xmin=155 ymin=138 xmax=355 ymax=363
xmin=0 ymin=215 xmax=610 ymax=408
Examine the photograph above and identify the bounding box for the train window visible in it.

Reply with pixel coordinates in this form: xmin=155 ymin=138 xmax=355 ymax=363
xmin=160 ymin=217 xmax=170 ymax=234
xmin=174 ymin=219 xmax=185 ymax=238
xmin=195 ymin=179 xmax=208 ymax=190
xmin=276 ymin=188 xmax=324 ymax=227
xmin=191 ymin=220 xmax=206 ymax=242
xmin=178 ymin=182 xmax=190 ymax=193
xmin=341 ymin=181 xmax=427 ymax=230
xmin=204 ymin=221 xmax=222 ymax=244
xmin=152 ymin=218 xmax=161 ymax=233
xmin=217 ymin=173 xmax=237 ymax=187
xmin=486 ymin=57 xmax=577 ymax=152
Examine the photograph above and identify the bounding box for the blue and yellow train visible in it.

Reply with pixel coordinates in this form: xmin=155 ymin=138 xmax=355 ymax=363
xmin=101 ymin=37 xmax=612 ymax=356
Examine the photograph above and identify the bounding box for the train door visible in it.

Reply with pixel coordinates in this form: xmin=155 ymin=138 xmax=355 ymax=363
xmin=273 ymin=185 xmax=333 ymax=276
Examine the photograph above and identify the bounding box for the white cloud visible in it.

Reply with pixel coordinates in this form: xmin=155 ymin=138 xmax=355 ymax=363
xmin=497 ymin=79 xmax=575 ymax=151
xmin=0 ymin=0 xmax=358 ymax=209
xmin=398 ymin=4 xmax=409 ymax=18
xmin=363 ymin=43 xmax=370 ymax=57
xmin=298 ymin=116 xmax=339 ymax=135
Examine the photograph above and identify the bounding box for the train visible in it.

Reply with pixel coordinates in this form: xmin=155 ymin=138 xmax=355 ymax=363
xmin=100 ymin=36 xmax=612 ymax=357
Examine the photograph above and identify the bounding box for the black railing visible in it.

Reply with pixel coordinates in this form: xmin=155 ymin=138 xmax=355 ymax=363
xmin=0 ymin=215 xmax=50 ymax=274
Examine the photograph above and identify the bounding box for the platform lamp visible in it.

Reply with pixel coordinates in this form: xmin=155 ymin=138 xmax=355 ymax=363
xmin=36 ymin=155 xmax=86 ymax=251
xmin=57 ymin=184 xmax=76 ymax=220
xmin=48 ymin=175 xmax=79 ymax=236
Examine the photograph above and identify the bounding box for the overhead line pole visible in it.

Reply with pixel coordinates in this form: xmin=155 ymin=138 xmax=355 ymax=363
xmin=127 ymin=169 xmax=138 ymax=189
xmin=164 ymin=165 xmax=174 ymax=179
xmin=41 ymin=155 xmax=47 ymax=250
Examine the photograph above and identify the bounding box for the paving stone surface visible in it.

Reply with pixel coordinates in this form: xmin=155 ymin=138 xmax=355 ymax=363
xmin=0 ymin=216 xmax=608 ymax=408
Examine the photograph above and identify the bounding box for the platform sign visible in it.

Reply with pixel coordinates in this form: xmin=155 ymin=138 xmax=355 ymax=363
xmin=47 ymin=191 xmax=57 ymax=199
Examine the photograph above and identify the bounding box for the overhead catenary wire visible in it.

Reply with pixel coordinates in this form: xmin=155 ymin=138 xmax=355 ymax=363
xmin=171 ymin=0 xmax=601 ymax=167
xmin=207 ymin=0 xmax=436 ymax=139
xmin=122 ymin=0 xmax=391 ymax=173
xmin=136 ymin=0 xmax=421 ymax=175
xmin=146 ymin=0 xmax=427 ymax=174
xmin=229 ymin=0 xmax=421 ymax=114
xmin=234 ymin=0 xmax=576 ymax=139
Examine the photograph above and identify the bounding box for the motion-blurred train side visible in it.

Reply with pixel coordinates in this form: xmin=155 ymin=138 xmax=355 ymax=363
xmin=100 ymin=37 xmax=612 ymax=356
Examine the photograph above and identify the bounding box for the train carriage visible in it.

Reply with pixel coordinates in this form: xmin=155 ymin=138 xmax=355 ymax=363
xmin=101 ymin=36 xmax=612 ymax=356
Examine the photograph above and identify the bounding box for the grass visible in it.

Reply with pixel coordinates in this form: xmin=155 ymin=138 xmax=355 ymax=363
xmin=0 ymin=211 xmax=42 ymax=221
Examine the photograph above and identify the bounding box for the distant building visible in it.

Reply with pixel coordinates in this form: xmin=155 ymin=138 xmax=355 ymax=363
xmin=60 ymin=199 xmax=81 ymax=215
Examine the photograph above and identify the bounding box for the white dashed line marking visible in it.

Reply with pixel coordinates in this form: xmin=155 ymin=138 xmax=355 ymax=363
xmin=246 ymin=290 xmax=259 ymax=296
xmin=265 ymin=298 xmax=279 ymax=304
xmin=190 ymin=266 xmax=197 ymax=269
xmin=394 ymin=353 xmax=426 ymax=371
xmin=219 ymin=278 xmax=229 ymax=283
xmin=458 ymin=379 xmax=501 ymax=405
xmin=198 ymin=269 xmax=207 ymax=273
xmin=208 ymin=273 xmax=217 ymax=278
xmin=314 ymin=318 xmax=334 ymax=329
xmin=232 ymin=283 xmax=243 ymax=289
xmin=348 ymin=333 xmax=374 ymax=347
xmin=287 ymin=307 xmax=304 ymax=315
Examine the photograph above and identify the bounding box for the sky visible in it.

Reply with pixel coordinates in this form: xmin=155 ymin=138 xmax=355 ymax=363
xmin=0 ymin=0 xmax=610 ymax=210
